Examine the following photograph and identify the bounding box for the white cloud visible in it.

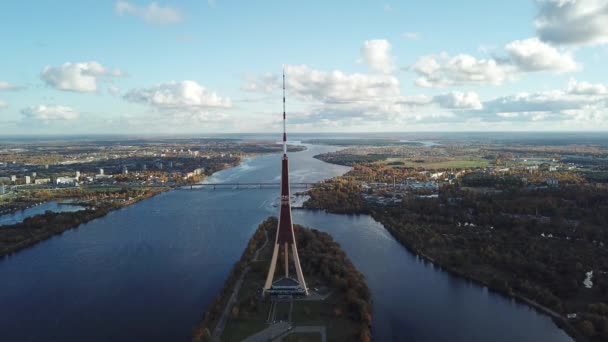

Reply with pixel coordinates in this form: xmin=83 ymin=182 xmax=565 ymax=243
xmin=535 ymin=0 xmax=608 ymax=45
xmin=283 ymin=64 xmax=401 ymax=103
xmin=412 ymin=38 xmax=579 ymax=87
xmin=482 ymin=91 xmax=590 ymax=114
xmin=242 ymin=65 xmax=434 ymax=126
xmin=403 ymin=32 xmax=422 ymax=40
xmin=21 ymin=105 xmax=80 ymax=121
xmin=115 ymin=1 xmax=183 ymax=25
xmin=505 ymin=37 xmax=578 ymax=72
xmin=475 ymin=81 xmax=608 ymax=123
xmin=124 ymin=80 xmax=231 ymax=110
xmin=496 ymin=111 xmax=554 ymax=122
xmin=434 ymin=92 xmax=483 ymax=110
xmin=108 ymin=85 xmax=121 ymax=96
xmin=412 ymin=53 xmax=515 ymax=87
xmin=0 ymin=100 xmax=7 ymax=109
xmin=360 ymin=39 xmax=395 ymax=74
xmin=242 ymin=73 xmax=278 ymax=93
xmin=41 ymin=61 xmax=125 ymax=92
xmin=567 ymin=78 xmax=608 ymax=95
xmin=0 ymin=81 xmax=23 ymax=91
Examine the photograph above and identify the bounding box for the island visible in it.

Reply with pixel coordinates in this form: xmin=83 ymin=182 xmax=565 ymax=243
xmin=193 ymin=217 xmax=372 ymax=342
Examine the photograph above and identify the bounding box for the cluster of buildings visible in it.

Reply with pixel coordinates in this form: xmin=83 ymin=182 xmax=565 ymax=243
xmin=0 ymin=173 xmax=50 ymax=186
xmin=0 ymin=168 xmax=117 ymax=189
xmin=184 ymin=167 xmax=205 ymax=180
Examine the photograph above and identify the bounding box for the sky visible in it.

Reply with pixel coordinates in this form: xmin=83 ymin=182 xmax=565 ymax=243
xmin=1 ymin=0 xmax=608 ymax=134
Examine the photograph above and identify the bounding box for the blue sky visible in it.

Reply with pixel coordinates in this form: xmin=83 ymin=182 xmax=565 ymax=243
xmin=1 ymin=0 xmax=607 ymax=134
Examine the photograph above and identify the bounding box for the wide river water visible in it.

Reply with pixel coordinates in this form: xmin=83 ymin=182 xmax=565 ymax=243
xmin=0 ymin=144 xmax=571 ymax=341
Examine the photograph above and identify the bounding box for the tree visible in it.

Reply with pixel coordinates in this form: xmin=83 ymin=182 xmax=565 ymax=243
xmin=577 ymin=320 xmax=595 ymax=337
xmin=200 ymin=328 xmax=212 ymax=342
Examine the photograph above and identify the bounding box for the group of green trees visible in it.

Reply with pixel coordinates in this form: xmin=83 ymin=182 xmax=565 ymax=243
xmin=315 ymin=152 xmax=392 ymax=166
xmin=295 ymin=224 xmax=372 ymax=341
xmin=304 ymin=180 xmax=367 ymax=214
xmin=304 ymin=163 xmax=608 ymax=341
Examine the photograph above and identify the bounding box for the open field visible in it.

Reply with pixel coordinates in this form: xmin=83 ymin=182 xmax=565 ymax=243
xmin=383 ymin=158 xmax=490 ymax=169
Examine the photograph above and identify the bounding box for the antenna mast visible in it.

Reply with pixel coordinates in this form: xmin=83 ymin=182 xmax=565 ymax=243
xmin=282 ymin=69 xmax=287 ymax=155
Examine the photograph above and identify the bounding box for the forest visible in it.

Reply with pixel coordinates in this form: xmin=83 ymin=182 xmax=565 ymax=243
xmin=304 ymin=165 xmax=608 ymax=342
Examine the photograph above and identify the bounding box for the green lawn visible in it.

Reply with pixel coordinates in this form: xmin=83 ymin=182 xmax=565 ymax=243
xmin=283 ymin=332 xmax=323 ymax=342
xmin=383 ymin=158 xmax=490 ymax=169
xmin=221 ymin=264 xmax=359 ymax=342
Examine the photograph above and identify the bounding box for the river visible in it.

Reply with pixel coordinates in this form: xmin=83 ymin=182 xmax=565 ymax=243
xmin=0 ymin=201 xmax=86 ymax=226
xmin=0 ymin=144 xmax=571 ymax=341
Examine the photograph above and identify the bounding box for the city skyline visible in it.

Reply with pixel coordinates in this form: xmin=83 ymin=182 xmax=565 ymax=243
xmin=1 ymin=0 xmax=608 ymax=134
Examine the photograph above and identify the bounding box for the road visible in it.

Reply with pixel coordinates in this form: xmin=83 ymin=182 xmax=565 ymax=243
xmin=212 ymin=229 xmax=269 ymax=341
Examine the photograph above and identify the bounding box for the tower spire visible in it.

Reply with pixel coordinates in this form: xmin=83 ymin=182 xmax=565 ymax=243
xmin=282 ymin=69 xmax=287 ymax=155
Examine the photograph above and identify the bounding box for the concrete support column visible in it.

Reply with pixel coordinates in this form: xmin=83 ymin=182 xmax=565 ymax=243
xmin=284 ymin=242 xmax=289 ymax=278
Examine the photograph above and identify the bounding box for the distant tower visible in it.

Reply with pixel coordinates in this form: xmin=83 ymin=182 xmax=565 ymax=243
xmin=263 ymin=70 xmax=308 ymax=296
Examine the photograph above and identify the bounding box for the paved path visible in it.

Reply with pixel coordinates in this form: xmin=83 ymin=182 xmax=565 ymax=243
xmin=212 ymin=229 xmax=269 ymax=341
xmin=253 ymin=230 xmax=270 ymax=262
xmin=241 ymin=322 xmax=292 ymax=342
xmin=271 ymin=325 xmax=326 ymax=342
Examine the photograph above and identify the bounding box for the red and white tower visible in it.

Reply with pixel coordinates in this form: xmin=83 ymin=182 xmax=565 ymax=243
xmin=263 ymin=70 xmax=308 ymax=296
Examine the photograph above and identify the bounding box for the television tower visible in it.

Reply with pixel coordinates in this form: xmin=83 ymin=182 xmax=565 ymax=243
xmin=263 ymin=70 xmax=308 ymax=296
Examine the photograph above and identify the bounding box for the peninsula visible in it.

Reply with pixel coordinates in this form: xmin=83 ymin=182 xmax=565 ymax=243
xmin=193 ymin=217 xmax=372 ymax=342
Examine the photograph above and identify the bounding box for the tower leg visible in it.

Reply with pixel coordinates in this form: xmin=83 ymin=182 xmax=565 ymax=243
xmin=291 ymin=244 xmax=308 ymax=295
xmin=284 ymin=242 xmax=289 ymax=278
xmin=264 ymin=243 xmax=280 ymax=291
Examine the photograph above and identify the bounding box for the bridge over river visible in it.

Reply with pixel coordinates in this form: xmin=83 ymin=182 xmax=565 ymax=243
xmin=184 ymin=182 xmax=318 ymax=190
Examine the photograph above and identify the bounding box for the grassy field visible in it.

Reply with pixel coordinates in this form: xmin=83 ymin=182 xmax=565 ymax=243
xmin=290 ymin=293 xmax=359 ymax=340
xmin=284 ymin=332 xmax=322 ymax=342
xmin=383 ymin=157 xmax=490 ymax=169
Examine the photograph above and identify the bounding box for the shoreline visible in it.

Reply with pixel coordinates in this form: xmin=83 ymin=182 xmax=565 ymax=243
xmin=300 ymin=202 xmax=585 ymax=342
xmin=368 ymin=211 xmax=585 ymax=342
xmin=0 ymin=188 xmax=168 ymax=258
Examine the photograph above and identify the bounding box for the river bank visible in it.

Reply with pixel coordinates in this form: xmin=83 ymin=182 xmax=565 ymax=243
xmin=366 ymin=210 xmax=587 ymax=342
